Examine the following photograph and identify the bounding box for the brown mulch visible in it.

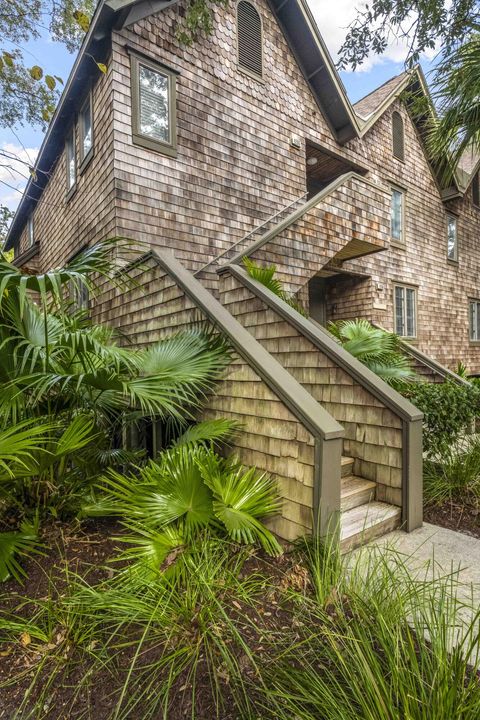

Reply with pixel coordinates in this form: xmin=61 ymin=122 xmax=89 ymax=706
xmin=0 ymin=521 xmax=304 ymax=720
xmin=424 ymin=501 xmax=480 ymax=539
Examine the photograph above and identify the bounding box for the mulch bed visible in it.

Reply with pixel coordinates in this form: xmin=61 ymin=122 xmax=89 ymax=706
xmin=424 ymin=501 xmax=480 ymax=539
xmin=0 ymin=521 xmax=305 ymax=720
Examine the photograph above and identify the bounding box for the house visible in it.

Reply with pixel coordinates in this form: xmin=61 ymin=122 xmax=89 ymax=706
xmin=5 ymin=0 xmax=479 ymax=547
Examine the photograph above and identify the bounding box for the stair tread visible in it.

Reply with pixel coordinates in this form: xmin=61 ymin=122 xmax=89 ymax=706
xmin=341 ymin=476 xmax=376 ymax=498
xmin=341 ymin=456 xmax=354 ymax=465
xmin=340 ymin=502 xmax=401 ymax=541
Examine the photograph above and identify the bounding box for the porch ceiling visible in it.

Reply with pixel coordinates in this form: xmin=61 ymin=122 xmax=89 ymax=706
xmin=332 ymin=237 xmax=386 ymax=263
xmin=306 ymin=143 xmax=367 ymax=185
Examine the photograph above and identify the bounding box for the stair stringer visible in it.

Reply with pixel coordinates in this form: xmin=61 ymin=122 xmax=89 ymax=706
xmin=219 ymin=264 xmax=424 ymax=533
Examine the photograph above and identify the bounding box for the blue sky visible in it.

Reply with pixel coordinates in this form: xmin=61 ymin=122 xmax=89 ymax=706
xmin=0 ymin=0 xmax=437 ymax=211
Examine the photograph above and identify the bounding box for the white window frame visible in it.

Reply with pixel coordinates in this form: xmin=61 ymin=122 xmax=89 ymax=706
xmin=79 ymin=92 xmax=94 ymax=170
xmin=447 ymin=213 xmax=458 ymax=262
xmin=470 ymin=300 xmax=480 ymax=341
xmin=390 ymin=186 xmax=405 ymax=246
xmin=27 ymin=216 xmax=35 ymax=248
xmin=66 ymin=126 xmax=77 ymax=196
xmin=394 ymin=284 xmax=417 ymax=339
xmin=130 ymin=52 xmax=177 ymax=157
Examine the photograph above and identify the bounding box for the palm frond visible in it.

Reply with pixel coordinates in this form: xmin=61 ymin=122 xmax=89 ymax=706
xmin=199 ymin=454 xmax=282 ymax=555
xmin=172 ymin=419 xmax=240 ymax=448
xmin=243 ymin=258 xmax=307 ymax=315
xmin=0 ymin=420 xmax=56 ymax=478
xmin=0 ymin=520 xmax=44 ymax=583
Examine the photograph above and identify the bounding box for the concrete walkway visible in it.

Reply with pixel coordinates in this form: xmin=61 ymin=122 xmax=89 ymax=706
xmin=357 ymin=522 xmax=480 ymax=657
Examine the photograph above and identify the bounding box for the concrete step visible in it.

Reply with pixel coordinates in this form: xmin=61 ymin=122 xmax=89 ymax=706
xmin=340 ymin=502 xmax=401 ymax=553
xmin=341 ymin=476 xmax=376 ymax=512
xmin=341 ymin=456 xmax=355 ymax=477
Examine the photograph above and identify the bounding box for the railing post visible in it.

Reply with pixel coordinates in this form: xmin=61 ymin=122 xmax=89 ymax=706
xmin=403 ymin=418 xmax=423 ymax=531
xmin=314 ymin=435 xmax=342 ymax=539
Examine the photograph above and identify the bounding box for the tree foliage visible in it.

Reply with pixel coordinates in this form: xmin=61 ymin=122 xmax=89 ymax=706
xmin=338 ymin=1 xmax=480 ymax=177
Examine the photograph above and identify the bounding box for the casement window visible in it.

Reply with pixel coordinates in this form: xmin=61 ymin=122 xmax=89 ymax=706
xmin=390 ymin=187 xmax=405 ymax=245
xmin=69 ymin=279 xmax=89 ymax=313
xmin=131 ymin=52 xmax=177 ymax=157
xmin=473 ymin=172 xmax=480 ymax=208
xmin=237 ymin=1 xmax=263 ymax=79
xmin=470 ymin=301 xmax=480 ymax=341
xmin=66 ymin=127 xmax=76 ymax=194
xmin=392 ymin=111 xmax=405 ymax=161
xmin=79 ymin=93 xmax=93 ymax=168
xmin=447 ymin=214 xmax=458 ymax=261
xmin=394 ymin=284 xmax=417 ymax=338
xmin=27 ymin=216 xmax=35 ymax=248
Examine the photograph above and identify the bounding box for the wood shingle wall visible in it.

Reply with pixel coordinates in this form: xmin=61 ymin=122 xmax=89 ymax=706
xmin=220 ymin=272 xmax=404 ymax=508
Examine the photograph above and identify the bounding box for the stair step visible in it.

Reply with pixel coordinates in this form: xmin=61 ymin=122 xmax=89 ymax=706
xmin=340 ymin=502 xmax=401 ymax=553
xmin=341 ymin=456 xmax=355 ymax=477
xmin=341 ymin=476 xmax=376 ymax=511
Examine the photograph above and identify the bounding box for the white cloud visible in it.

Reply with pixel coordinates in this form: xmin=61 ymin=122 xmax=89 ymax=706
xmin=0 ymin=142 xmax=39 ymax=211
xmin=307 ymin=0 xmax=438 ymax=72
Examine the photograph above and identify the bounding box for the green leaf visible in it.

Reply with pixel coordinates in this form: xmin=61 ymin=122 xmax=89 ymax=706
xmin=0 ymin=522 xmax=44 ymax=583
xmin=45 ymin=75 xmax=56 ymax=91
xmin=96 ymin=62 xmax=108 ymax=74
xmin=73 ymin=10 xmax=91 ymax=32
xmin=2 ymin=52 xmax=14 ymax=68
xmin=29 ymin=65 xmax=43 ymax=81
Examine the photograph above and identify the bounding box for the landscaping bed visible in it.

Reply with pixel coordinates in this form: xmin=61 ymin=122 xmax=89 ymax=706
xmin=424 ymin=501 xmax=480 ymax=538
xmin=2 ymin=521 xmax=480 ymax=720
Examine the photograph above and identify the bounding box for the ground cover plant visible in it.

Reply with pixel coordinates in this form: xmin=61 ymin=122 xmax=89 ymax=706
xmin=1 ymin=525 xmax=480 ymax=719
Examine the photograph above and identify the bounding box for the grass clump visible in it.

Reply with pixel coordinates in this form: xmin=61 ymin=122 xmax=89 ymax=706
xmin=2 ymin=531 xmax=480 ymax=719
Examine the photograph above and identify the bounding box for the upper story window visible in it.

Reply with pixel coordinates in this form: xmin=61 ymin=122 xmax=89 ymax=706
xmin=392 ymin=111 xmax=404 ymax=161
xmin=390 ymin=187 xmax=405 ymax=245
xmin=470 ymin=300 xmax=480 ymax=341
xmin=79 ymin=93 xmax=93 ymax=168
xmin=131 ymin=52 xmax=177 ymax=157
xmin=66 ymin=127 xmax=76 ymax=194
xmin=237 ymin=1 xmax=263 ymax=79
xmin=394 ymin=284 xmax=417 ymax=338
xmin=27 ymin=216 xmax=35 ymax=248
xmin=447 ymin=214 xmax=458 ymax=261
xmin=472 ymin=172 xmax=480 ymax=208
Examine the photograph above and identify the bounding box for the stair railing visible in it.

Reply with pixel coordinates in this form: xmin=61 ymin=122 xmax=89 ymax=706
xmin=194 ymin=191 xmax=308 ymax=277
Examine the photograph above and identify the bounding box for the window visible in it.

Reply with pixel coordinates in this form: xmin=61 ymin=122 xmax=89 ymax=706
xmin=447 ymin=214 xmax=458 ymax=261
xmin=27 ymin=216 xmax=35 ymax=248
xmin=394 ymin=284 xmax=416 ymax=338
xmin=470 ymin=301 xmax=480 ymax=341
xmin=66 ymin=127 xmax=76 ymax=193
xmin=473 ymin=172 xmax=480 ymax=208
xmin=391 ymin=188 xmax=404 ymax=244
xmin=131 ymin=53 xmax=177 ymax=156
xmin=79 ymin=93 xmax=93 ymax=167
xmin=237 ymin=1 xmax=263 ymax=79
xmin=392 ymin=111 xmax=404 ymax=161
xmin=69 ymin=279 xmax=89 ymax=313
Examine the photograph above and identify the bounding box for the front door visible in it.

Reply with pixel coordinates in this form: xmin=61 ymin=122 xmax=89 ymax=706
xmin=308 ymin=277 xmax=328 ymax=326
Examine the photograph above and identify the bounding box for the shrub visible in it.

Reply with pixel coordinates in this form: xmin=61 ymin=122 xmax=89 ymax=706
xmin=406 ymin=380 xmax=480 ymax=460
xmin=424 ymin=436 xmax=480 ymax=505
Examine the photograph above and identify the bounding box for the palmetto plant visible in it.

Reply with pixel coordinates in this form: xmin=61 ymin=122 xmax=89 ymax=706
xmin=243 ymin=258 xmax=307 ymax=316
xmin=328 ymin=319 xmax=417 ymax=388
xmin=0 ymin=237 xmax=233 ymax=579
xmin=90 ymin=444 xmax=282 ymax=564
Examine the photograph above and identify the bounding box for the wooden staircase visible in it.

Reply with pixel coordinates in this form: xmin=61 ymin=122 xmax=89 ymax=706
xmin=340 ymin=456 xmax=401 ymax=552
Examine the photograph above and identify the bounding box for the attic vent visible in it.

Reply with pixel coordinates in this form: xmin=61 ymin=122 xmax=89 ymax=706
xmin=237 ymin=1 xmax=263 ymax=79
xmin=392 ymin=111 xmax=404 ymax=161
xmin=473 ymin=172 xmax=480 ymax=207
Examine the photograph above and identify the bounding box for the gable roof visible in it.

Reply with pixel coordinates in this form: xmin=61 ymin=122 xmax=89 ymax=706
xmin=5 ymin=0 xmax=361 ymax=251
xmin=353 ymin=72 xmax=409 ymax=121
